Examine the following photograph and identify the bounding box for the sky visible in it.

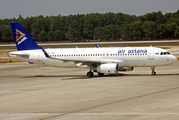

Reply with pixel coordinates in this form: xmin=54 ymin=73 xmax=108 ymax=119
xmin=0 ymin=0 xmax=179 ymax=19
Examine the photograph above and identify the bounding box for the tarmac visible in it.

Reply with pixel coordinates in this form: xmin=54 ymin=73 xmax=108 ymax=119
xmin=0 ymin=61 xmax=179 ymax=120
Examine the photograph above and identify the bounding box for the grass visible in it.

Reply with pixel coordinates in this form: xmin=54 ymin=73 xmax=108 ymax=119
xmin=0 ymin=51 xmax=19 ymax=63
xmin=0 ymin=58 xmax=20 ymax=63
xmin=0 ymin=50 xmax=15 ymax=54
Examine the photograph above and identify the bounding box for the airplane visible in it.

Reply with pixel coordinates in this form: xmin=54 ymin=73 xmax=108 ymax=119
xmin=9 ymin=22 xmax=177 ymax=77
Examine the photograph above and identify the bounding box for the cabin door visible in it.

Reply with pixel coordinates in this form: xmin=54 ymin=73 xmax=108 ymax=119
xmin=148 ymin=49 xmax=154 ymax=60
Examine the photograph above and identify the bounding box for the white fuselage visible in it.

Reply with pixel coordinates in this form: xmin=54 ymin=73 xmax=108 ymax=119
xmin=9 ymin=47 xmax=177 ymax=68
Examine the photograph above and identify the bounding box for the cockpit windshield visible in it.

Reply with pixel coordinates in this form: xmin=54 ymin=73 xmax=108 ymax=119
xmin=160 ymin=52 xmax=170 ymax=55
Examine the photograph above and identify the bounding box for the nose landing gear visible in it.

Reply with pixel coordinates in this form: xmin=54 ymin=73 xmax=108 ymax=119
xmin=151 ymin=67 xmax=156 ymax=75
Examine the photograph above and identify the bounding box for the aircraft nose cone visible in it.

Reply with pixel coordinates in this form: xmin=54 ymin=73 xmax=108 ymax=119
xmin=172 ymin=56 xmax=177 ymax=63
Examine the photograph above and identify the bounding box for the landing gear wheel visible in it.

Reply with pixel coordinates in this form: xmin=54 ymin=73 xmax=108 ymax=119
xmin=151 ymin=67 xmax=156 ymax=75
xmin=87 ymin=72 xmax=94 ymax=77
xmin=152 ymin=72 xmax=156 ymax=75
xmin=98 ymin=73 xmax=104 ymax=76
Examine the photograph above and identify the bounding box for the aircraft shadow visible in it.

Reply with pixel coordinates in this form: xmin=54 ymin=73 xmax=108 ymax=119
xmin=24 ymin=73 xmax=179 ymax=80
xmin=24 ymin=75 xmax=83 ymax=78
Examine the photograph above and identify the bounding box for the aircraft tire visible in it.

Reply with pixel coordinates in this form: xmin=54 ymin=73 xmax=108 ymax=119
xmin=87 ymin=72 xmax=94 ymax=77
xmin=152 ymin=72 xmax=156 ymax=75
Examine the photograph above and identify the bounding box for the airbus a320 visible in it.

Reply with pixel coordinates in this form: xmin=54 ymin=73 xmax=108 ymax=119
xmin=9 ymin=22 xmax=177 ymax=77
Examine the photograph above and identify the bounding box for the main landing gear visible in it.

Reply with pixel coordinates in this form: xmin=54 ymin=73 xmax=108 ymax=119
xmin=87 ymin=66 xmax=105 ymax=77
xmin=87 ymin=66 xmax=94 ymax=77
xmin=87 ymin=71 xmax=94 ymax=77
xmin=87 ymin=72 xmax=104 ymax=77
xmin=151 ymin=67 xmax=156 ymax=75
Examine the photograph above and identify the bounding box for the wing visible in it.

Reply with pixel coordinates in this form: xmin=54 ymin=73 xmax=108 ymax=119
xmin=41 ymin=47 xmax=125 ymax=67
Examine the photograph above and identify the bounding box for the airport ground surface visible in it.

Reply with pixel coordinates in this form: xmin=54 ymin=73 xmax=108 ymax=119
xmin=0 ymin=61 xmax=179 ymax=120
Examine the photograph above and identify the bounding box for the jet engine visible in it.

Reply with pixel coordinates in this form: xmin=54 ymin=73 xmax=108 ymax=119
xmin=96 ymin=63 xmax=118 ymax=74
xmin=118 ymin=67 xmax=134 ymax=71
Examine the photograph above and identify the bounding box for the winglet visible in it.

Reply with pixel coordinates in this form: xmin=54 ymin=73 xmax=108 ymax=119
xmin=41 ymin=47 xmax=51 ymax=58
xmin=95 ymin=44 xmax=99 ymax=48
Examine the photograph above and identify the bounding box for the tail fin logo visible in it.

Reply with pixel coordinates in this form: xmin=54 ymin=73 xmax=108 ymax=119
xmin=15 ymin=29 xmax=27 ymax=45
xmin=16 ymin=29 xmax=25 ymax=41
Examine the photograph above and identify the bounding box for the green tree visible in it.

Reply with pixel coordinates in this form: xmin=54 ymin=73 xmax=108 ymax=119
xmin=47 ymin=31 xmax=54 ymax=41
xmin=121 ymin=23 xmax=133 ymax=40
xmin=36 ymin=18 xmax=50 ymax=33
xmin=54 ymin=30 xmax=63 ymax=41
xmin=175 ymin=26 xmax=179 ymax=38
xmin=38 ymin=30 xmax=47 ymax=42
xmin=66 ymin=21 xmax=82 ymax=41
xmin=131 ymin=20 xmax=143 ymax=40
xmin=142 ymin=21 xmax=157 ymax=40
xmin=102 ymin=24 xmax=116 ymax=40
xmin=31 ymin=22 xmax=38 ymax=41
xmin=1 ymin=26 xmax=13 ymax=43
xmin=94 ymin=26 xmax=103 ymax=40
xmin=1 ymin=9 xmax=179 ymax=42
xmin=156 ymin=24 xmax=168 ymax=39
xmin=83 ymin=20 xmax=94 ymax=40
xmin=167 ymin=23 xmax=178 ymax=39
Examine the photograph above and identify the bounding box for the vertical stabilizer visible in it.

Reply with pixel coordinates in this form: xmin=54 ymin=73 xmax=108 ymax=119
xmin=11 ymin=22 xmax=41 ymax=51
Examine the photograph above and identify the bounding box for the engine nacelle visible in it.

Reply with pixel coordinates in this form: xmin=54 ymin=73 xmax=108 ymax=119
xmin=118 ymin=67 xmax=134 ymax=71
xmin=96 ymin=63 xmax=118 ymax=74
